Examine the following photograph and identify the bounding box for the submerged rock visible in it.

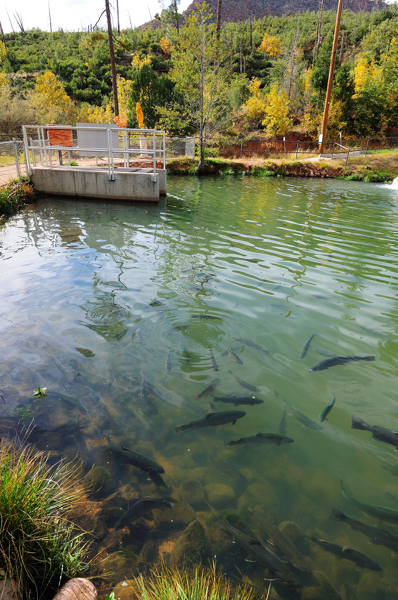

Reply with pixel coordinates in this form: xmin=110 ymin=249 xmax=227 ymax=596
xmin=111 ymin=580 xmax=135 ymax=600
xmin=84 ymin=466 xmax=115 ymax=499
xmin=179 ymin=480 xmax=208 ymax=510
xmin=140 ymin=539 xmax=159 ymax=563
xmin=153 ymin=501 xmax=195 ymax=530
xmin=170 ymin=520 xmax=209 ymax=566
xmin=102 ymin=530 xmax=136 ymax=553
xmin=101 ymin=551 xmax=139 ymax=577
xmin=204 ymin=483 xmax=235 ymax=509
xmin=301 ymin=571 xmax=342 ymax=600
xmin=356 ymin=572 xmax=386 ymax=600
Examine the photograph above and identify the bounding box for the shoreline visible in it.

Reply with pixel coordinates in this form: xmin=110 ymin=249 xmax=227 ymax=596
xmin=167 ymin=153 xmax=398 ymax=183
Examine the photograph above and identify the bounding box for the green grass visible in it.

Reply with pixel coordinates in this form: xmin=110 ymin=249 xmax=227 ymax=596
xmin=0 ymin=434 xmax=90 ymax=599
xmin=0 ymin=178 xmax=35 ymax=221
xmin=116 ymin=562 xmax=266 ymax=600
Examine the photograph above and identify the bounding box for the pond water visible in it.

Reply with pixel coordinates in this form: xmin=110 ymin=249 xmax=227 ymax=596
xmin=1 ymin=176 xmax=398 ymax=599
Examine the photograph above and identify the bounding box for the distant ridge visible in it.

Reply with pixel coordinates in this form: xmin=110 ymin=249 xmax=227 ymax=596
xmin=184 ymin=0 xmax=388 ymax=21
xmin=143 ymin=0 xmax=387 ymax=28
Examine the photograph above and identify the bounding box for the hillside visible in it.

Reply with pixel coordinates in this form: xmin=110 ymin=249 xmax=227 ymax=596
xmin=184 ymin=0 xmax=387 ymax=21
xmin=143 ymin=0 xmax=388 ymax=29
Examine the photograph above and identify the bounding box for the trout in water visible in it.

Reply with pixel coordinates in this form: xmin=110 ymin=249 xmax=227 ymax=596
xmin=107 ymin=433 xmax=165 ymax=474
xmin=228 ymin=370 xmax=260 ymax=393
xmin=233 ymin=337 xmax=268 ymax=355
xmin=319 ymin=395 xmax=336 ymax=422
xmin=115 ymin=497 xmax=174 ymax=530
xmin=340 ymin=480 xmax=398 ymax=524
xmin=310 ymin=355 xmax=375 ymax=372
xmin=330 ymin=508 xmax=398 ymax=553
xmin=351 ymin=416 xmax=398 ymax=449
xmin=175 ymin=410 xmax=246 ymax=433
xmin=214 ymin=394 xmax=264 ymax=407
xmin=309 ymin=535 xmax=382 ymax=572
xmin=226 ymin=432 xmax=293 ymax=446
xmin=300 ymin=333 xmax=316 ymax=359
xmin=209 ymin=348 xmax=219 ymax=371
xmin=221 ymin=520 xmax=297 ymax=585
xmin=193 ymin=378 xmax=220 ymax=400
xmin=225 ymin=344 xmax=243 ymax=365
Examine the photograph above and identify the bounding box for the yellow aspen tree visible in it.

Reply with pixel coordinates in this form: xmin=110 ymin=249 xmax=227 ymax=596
xmin=160 ymin=37 xmax=173 ymax=57
xmin=259 ymin=33 xmax=282 ymax=58
xmin=262 ymin=85 xmax=290 ymax=137
xmin=244 ymin=78 xmax=267 ymax=124
xmin=113 ymin=75 xmax=133 ymax=127
xmin=33 ymin=71 xmax=75 ymax=124
xmin=0 ymin=41 xmax=6 ymax=63
xmin=131 ymin=54 xmax=151 ymax=70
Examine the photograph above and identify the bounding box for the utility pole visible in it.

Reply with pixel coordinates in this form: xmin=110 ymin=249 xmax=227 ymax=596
xmin=319 ymin=0 xmax=343 ymax=155
xmin=105 ymin=0 xmax=119 ymax=116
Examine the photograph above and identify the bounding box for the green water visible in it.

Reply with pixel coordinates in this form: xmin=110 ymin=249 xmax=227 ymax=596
xmin=1 ymin=176 xmax=398 ymax=597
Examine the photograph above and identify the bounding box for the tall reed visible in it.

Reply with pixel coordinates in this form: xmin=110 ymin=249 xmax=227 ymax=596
xmin=121 ymin=561 xmax=265 ymax=600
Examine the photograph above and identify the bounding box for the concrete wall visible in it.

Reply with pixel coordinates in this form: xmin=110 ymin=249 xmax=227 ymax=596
xmin=32 ymin=167 xmax=166 ymax=202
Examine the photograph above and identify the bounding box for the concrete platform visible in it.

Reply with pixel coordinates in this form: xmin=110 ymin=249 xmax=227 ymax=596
xmin=31 ymin=166 xmax=167 ymax=202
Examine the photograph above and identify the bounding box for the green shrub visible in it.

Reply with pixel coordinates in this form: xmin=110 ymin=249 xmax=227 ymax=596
xmin=0 ymin=435 xmax=90 ymax=599
xmin=0 ymin=179 xmax=35 ymax=220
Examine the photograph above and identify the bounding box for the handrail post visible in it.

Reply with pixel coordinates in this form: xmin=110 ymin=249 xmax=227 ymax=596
xmin=12 ymin=138 xmax=21 ymax=178
xmin=296 ymin=140 xmax=299 ymax=159
xmin=163 ymin=131 xmax=166 ymax=170
xmin=153 ymin=130 xmax=156 ymax=175
xmin=22 ymin=126 xmax=31 ymax=176
xmin=107 ymin=127 xmax=115 ymax=180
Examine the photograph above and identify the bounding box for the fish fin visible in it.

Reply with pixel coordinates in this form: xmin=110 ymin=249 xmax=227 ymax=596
xmin=329 ymin=508 xmax=344 ymax=521
xmin=174 ymin=425 xmax=183 ymax=433
xmin=255 ymin=433 xmax=263 ymax=437
xmin=232 ymin=420 xmax=236 ymax=425
xmin=205 ymin=413 xmax=215 ymax=419
xmin=193 ymin=394 xmax=199 ymax=400
xmin=245 ymin=558 xmax=257 ymax=563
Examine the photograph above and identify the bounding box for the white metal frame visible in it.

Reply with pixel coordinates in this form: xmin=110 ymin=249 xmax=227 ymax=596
xmin=22 ymin=124 xmax=166 ymax=182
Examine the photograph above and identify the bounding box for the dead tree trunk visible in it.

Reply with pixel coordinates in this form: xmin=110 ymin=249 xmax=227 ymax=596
xmin=105 ymin=0 xmax=119 ymax=116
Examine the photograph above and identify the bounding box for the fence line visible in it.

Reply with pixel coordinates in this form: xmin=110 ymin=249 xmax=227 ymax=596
xmin=206 ymin=136 xmax=398 ymax=159
xmin=0 ymin=140 xmax=27 ymax=185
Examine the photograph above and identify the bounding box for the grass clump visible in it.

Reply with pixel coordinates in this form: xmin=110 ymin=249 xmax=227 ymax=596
xmin=0 ymin=178 xmax=35 ymax=222
xmin=0 ymin=435 xmax=90 ymax=599
xmin=116 ymin=562 xmax=265 ymax=600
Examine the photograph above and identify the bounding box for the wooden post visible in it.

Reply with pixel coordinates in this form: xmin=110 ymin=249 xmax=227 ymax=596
xmin=319 ymin=0 xmax=343 ymax=155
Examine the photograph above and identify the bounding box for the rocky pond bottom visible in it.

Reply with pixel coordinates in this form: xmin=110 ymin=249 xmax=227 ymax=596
xmin=1 ymin=176 xmax=398 ymax=599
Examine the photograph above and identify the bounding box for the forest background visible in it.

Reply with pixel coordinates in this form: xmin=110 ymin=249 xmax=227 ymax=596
xmin=1 ymin=1 xmax=398 ymax=149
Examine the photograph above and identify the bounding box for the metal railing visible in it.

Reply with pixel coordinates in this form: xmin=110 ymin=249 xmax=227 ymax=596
xmin=22 ymin=125 xmax=166 ymax=182
xmin=0 ymin=139 xmax=27 ymax=185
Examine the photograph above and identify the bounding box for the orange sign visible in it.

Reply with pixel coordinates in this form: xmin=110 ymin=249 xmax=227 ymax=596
xmin=47 ymin=128 xmax=73 ymax=147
